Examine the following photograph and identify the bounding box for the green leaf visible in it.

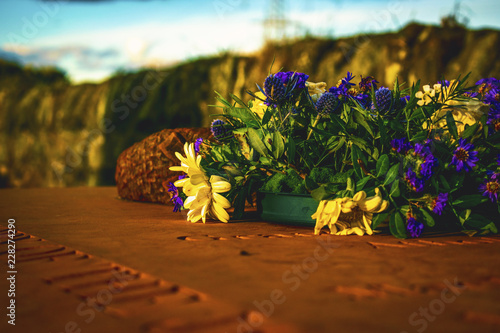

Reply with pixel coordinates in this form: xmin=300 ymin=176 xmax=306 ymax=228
xmin=439 ymin=175 xmax=451 ymax=192
xmin=353 ymin=110 xmax=374 ymax=137
xmin=329 ymin=114 xmax=348 ymax=134
xmin=383 ymin=163 xmax=400 ymax=186
xmin=227 ymin=107 xmax=260 ymax=128
xmin=459 ymin=209 xmax=472 ymax=225
xmin=356 ymin=176 xmax=371 ymax=191
xmin=446 ymin=110 xmax=459 ymax=139
xmin=272 ymin=131 xmax=285 ymax=159
xmin=232 ymin=187 xmax=247 ymax=220
xmin=305 ymin=176 xmax=319 ymax=191
xmin=351 ymin=144 xmax=363 ymax=179
xmin=346 ymin=177 xmax=355 ymax=196
xmin=461 ymin=123 xmax=479 ymax=139
xmin=481 ymin=222 xmax=498 ymax=234
xmin=311 ymin=186 xmax=331 ymax=201
xmin=261 ymin=109 xmax=272 ymax=126
xmin=389 ymin=212 xmax=407 ymax=239
xmin=390 ymin=179 xmax=401 ymax=198
xmin=464 ymin=213 xmax=494 ymax=229
xmin=411 ymin=131 xmax=428 ymax=143
xmin=420 ymin=208 xmax=435 ymax=227
xmin=376 ymin=154 xmax=389 ymax=178
xmin=372 ymin=212 xmax=390 ymax=230
xmin=287 ymin=135 xmax=296 ymax=162
xmin=452 ymin=194 xmax=488 ymax=208
xmin=247 ymin=128 xmax=269 ymax=157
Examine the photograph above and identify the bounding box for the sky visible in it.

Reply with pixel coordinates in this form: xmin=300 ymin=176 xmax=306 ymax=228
xmin=0 ymin=0 xmax=499 ymax=83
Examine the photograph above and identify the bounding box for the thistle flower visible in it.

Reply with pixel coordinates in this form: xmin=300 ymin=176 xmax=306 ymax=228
xmin=264 ymin=74 xmax=286 ymax=106
xmin=431 ymin=193 xmax=448 ymax=215
xmin=315 ymin=92 xmax=338 ymax=114
xmin=479 ymin=173 xmax=500 ymax=202
xmin=312 ymin=188 xmax=389 ymax=236
xmin=407 ymin=217 xmax=424 ymax=238
xmin=210 ymin=119 xmax=232 ymax=141
xmin=450 ymin=139 xmax=479 ymax=172
xmin=373 ymin=87 xmax=392 ymax=113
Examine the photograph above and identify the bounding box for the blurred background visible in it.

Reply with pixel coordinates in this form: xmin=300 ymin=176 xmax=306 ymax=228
xmin=1 ymin=0 xmax=500 ymax=188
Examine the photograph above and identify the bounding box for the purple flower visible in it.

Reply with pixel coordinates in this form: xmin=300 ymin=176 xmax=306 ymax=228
xmin=405 ymin=168 xmax=424 ymax=192
xmin=391 ymin=138 xmax=413 ymax=154
xmin=411 ymin=141 xmax=438 ymax=180
xmin=194 ymin=138 xmax=203 ymax=154
xmin=275 ymin=71 xmax=309 ymax=90
xmin=167 ymin=182 xmax=184 ymax=212
xmin=354 ymin=93 xmax=371 ymax=109
xmin=432 ymin=193 xmax=448 ymax=215
xmin=497 ymin=154 xmax=500 ymax=167
xmin=264 ymin=74 xmax=286 ymax=105
xmin=407 ymin=217 xmax=424 ymax=238
xmin=210 ymin=119 xmax=232 ymax=141
xmin=263 ymin=71 xmax=309 ymax=106
xmin=450 ymin=139 xmax=479 ymax=172
xmin=399 ymin=95 xmax=410 ymax=108
xmin=372 ymin=87 xmax=392 ymax=113
xmin=329 ymin=72 xmax=355 ymax=98
xmin=479 ymin=173 xmax=500 ymax=202
xmin=359 ymin=75 xmax=378 ymax=93
xmin=316 ymin=92 xmax=338 ymax=114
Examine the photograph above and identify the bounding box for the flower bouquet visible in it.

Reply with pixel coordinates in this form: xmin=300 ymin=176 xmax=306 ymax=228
xmin=169 ymin=69 xmax=500 ymax=239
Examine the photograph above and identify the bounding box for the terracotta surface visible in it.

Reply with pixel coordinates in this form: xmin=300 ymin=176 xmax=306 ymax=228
xmin=1 ymin=187 xmax=500 ymax=333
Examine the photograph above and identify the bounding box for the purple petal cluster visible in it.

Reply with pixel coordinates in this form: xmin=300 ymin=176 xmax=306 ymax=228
xmin=359 ymin=75 xmax=378 ymax=93
xmin=407 ymin=217 xmax=424 ymax=238
xmin=194 ymin=138 xmax=203 ymax=154
xmin=450 ymin=139 xmax=479 ymax=172
xmin=405 ymin=168 xmax=424 ymax=193
xmin=414 ymin=142 xmax=438 ymax=179
xmin=329 ymin=72 xmax=355 ymax=98
xmin=432 ymin=193 xmax=449 ymax=215
xmin=476 ymin=78 xmax=500 ymax=133
xmin=391 ymin=138 xmax=412 ymax=154
xmin=479 ymin=173 xmax=500 ymax=202
xmin=167 ymin=182 xmax=184 ymax=212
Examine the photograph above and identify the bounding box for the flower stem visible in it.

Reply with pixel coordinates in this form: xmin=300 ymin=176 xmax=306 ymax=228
xmin=307 ymin=114 xmax=321 ymax=140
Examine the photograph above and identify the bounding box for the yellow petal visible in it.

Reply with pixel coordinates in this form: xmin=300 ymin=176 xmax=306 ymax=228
xmin=362 ymin=213 xmax=373 ymax=235
xmin=211 ymin=203 xmax=229 ymax=222
xmin=353 ymin=191 xmax=367 ymax=202
xmin=211 ymin=181 xmax=231 ymax=193
xmin=174 ymin=177 xmax=190 ymax=188
xmin=183 ymin=196 xmax=195 ymax=209
xmin=213 ymin=192 xmax=231 ymax=208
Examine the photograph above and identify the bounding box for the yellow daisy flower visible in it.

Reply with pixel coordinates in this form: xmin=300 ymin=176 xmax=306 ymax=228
xmin=170 ymin=142 xmax=232 ymax=223
xmin=312 ymin=188 xmax=389 ymax=236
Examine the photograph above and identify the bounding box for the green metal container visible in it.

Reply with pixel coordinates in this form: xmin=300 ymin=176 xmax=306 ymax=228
xmin=257 ymin=192 xmax=319 ymax=226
